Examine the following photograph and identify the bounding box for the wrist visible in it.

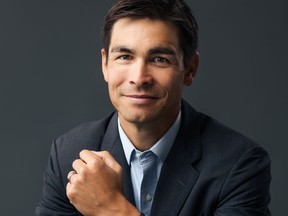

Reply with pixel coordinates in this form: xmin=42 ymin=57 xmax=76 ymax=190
xmin=116 ymin=195 xmax=140 ymax=216
xmin=97 ymin=193 xmax=140 ymax=216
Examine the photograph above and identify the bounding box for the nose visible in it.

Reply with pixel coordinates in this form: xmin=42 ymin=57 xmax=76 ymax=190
xmin=129 ymin=60 xmax=152 ymax=87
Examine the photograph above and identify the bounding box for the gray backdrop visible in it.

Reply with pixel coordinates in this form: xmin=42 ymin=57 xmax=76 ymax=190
xmin=1 ymin=0 xmax=287 ymax=215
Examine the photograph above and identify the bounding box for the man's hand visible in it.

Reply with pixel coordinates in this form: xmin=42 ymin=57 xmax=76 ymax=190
xmin=66 ymin=150 xmax=139 ymax=216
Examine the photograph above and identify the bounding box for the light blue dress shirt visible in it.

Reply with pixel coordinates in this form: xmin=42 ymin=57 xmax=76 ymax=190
xmin=118 ymin=111 xmax=181 ymax=214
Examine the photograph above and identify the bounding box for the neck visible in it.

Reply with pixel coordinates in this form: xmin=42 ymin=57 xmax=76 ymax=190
xmin=119 ymin=112 xmax=179 ymax=152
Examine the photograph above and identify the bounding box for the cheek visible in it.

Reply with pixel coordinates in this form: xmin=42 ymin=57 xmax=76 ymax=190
xmin=106 ymin=72 xmax=126 ymax=95
xmin=105 ymin=67 xmax=125 ymax=85
xmin=167 ymin=77 xmax=185 ymax=100
xmin=158 ymin=72 xmax=184 ymax=91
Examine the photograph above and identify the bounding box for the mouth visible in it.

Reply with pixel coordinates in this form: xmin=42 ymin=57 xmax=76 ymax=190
xmin=126 ymin=94 xmax=158 ymax=99
xmin=124 ymin=94 xmax=159 ymax=104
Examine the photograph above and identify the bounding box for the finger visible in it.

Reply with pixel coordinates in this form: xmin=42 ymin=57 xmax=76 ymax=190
xmin=66 ymin=179 xmax=76 ymax=202
xmin=72 ymin=159 xmax=86 ymax=174
xmin=92 ymin=151 xmax=122 ymax=173
xmin=67 ymin=170 xmax=78 ymax=185
xmin=67 ymin=170 xmax=77 ymax=182
xmin=79 ymin=149 xmax=101 ymax=163
xmin=79 ymin=149 xmax=106 ymax=171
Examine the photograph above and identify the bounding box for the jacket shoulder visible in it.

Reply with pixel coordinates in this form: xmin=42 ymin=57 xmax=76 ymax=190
xmin=55 ymin=112 xmax=116 ymax=154
xmin=200 ymin=113 xmax=262 ymax=153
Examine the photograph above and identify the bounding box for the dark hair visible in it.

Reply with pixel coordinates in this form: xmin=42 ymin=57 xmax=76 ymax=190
xmin=102 ymin=0 xmax=198 ymax=69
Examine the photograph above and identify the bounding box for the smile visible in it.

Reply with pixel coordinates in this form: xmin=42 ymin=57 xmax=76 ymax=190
xmin=124 ymin=94 xmax=158 ymax=104
xmin=126 ymin=94 xmax=158 ymax=99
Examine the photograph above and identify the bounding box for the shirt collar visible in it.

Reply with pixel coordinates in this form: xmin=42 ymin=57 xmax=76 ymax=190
xmin=119 ymin=111 xmax=181 ymax=165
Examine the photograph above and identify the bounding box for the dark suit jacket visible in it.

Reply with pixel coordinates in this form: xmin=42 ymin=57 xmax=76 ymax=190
xmin=35 ymin=100 xmax=271 ymax=215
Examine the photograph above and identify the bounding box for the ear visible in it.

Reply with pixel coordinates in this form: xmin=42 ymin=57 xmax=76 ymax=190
xmin=101 ymin=48 xmax=108 ymax=82
xmin=183 ymin=52 xmax=199 ymax=86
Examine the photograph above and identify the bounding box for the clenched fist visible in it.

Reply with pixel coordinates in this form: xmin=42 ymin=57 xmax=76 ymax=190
xmin=66 ymin=150 xmax=140 ymax=216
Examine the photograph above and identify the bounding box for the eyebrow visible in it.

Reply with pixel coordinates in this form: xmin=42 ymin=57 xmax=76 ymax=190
xmin=110 ymin=46 xmax=177 ymax=56
xmin=110 ymin=46 xmax=135 ymax=54
xmin=148 ymin=47 xmax=177 ymax=56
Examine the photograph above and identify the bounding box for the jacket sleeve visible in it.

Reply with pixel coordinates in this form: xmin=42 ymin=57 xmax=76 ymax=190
xmin=34 ymin=140 xmax=81 ymax=216
xmin=214 ymin=146 xmax=271 ymax=216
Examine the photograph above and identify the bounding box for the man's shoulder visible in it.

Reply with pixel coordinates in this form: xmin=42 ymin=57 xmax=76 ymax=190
xmin=198 ymin=111 xmax=270 ymax=171
xmin=182 ymin=100 xmax=264 ymax=155
xmin=182 ymin=100 xmax=270 ymax=179
xmin=54 ymin=112 xmax=117 ymax=151
xmin=200 ymin=112 xmax=260 ymax=152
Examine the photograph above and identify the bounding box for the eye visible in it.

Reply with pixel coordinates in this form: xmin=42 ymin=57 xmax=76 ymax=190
xmin=117 ymin=55 xmax=132 ymax=61
xmin=153 ymin=57 xmax=168 ymax=63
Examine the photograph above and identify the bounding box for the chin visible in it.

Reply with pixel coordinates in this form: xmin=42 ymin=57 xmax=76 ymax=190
xmin=121 ymin=111 xmax=157 ymax=124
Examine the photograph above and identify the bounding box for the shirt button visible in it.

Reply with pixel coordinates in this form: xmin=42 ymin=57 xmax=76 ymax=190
xmin=145 ymin=194 xmax=153 ymax=202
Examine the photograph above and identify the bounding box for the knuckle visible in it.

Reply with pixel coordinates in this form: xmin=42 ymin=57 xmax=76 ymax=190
xmin=116 ymin=165 xmax=123 ymax=174
xmin=102 ymin=150 xmax=110 ymax=156
xmin=66 ymin=186 xmax=77 ymax=201
xmin=76 ymin=167 xmax=88 ymax=178
xmin=79 ymin=149 xmax=88 ymax=157
xmin=72 ymin=175 xmax=82 ymax=184
xmin=72 ymin=159 xmax=78 ymax=168
xmin=90 ymin=157 xmax=101 ymax=168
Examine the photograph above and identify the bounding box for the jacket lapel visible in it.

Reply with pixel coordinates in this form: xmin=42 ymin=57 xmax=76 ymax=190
xmin=100 ymin=113 xmax=136 ymax=206
xmin=151 ymin=101 xmax=202 ymax=216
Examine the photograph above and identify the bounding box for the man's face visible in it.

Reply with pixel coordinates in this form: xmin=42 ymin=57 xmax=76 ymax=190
xmin=102 ymin=18 xmax=197 ymax=128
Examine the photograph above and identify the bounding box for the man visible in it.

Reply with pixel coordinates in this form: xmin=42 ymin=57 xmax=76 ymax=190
xmin=35 ymin=0 xmax=271 ymax=215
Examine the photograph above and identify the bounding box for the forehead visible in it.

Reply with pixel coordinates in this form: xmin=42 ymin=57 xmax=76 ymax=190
xmin=109 ymin=18 xmax=180 ymax=53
